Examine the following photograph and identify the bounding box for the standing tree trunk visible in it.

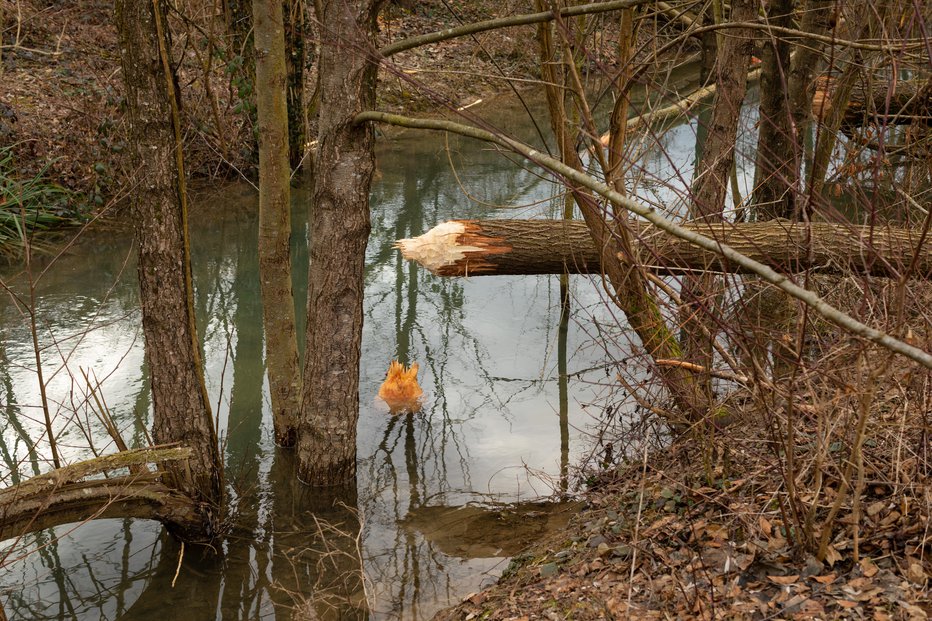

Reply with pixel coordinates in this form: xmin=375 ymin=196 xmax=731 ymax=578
xmin=284 ymin=0 xmax=308 ymax=171
xmin=689 ymin=0 xmax=756 ymax=218
xmin=116 ymin=0 xmax=224 ymax=538
xmin=680 ymin=0 xmax=756 ymax=397
xmin=752 ymin=0 xmax=794 ymax=218
xmin=297 ymin=0 xmax=384 ymax=485
xmin=785 ymin=0 xmax=834 ymax=219
xmin=253 ymin=0 xmax=302 ymax=446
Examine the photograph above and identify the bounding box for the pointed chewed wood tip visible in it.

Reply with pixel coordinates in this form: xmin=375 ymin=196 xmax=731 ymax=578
xmin=378 ymin=360 xmax=424 ymax=414
xmin=394 ymin=220 xmax=485 ymax=275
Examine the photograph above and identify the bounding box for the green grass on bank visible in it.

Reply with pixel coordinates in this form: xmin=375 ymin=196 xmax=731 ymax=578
xmin=0 ymin=146 xmax=84 ymax=262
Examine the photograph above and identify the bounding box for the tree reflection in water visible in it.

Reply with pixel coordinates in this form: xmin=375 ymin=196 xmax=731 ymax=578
xmin=0 ymin=113 xmax=611 ymax=619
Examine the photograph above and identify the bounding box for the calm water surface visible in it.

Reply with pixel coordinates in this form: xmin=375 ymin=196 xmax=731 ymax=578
xmin=0 ymin=76 xmax=760 ymax=619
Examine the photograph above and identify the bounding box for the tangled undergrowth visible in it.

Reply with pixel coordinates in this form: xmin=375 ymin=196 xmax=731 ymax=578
xmin=436 ymin=281 xmax=932 ymax=620
xmin=437 ymin=392 xmax=931 ymax=619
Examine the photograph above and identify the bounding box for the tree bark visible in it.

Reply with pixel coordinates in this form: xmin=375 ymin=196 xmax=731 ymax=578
xmin=116 ymin=0 xmax=224 ymax=537
xmin=297 ymin=0 xmax=384 ymax=485
xmin=396 ymin=219 xmax=932 ymax=280
xmin=284 ymin=0 xmax=308 ymax=170
xmin=0 ymin=448 xmax=199 ymax=542
xmin=253 ymin=0 xmax=301 ymax=447
xmin=752 ymin=0 xmax=794 ymax=218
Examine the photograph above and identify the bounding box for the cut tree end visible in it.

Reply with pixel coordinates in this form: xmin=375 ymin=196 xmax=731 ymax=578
xmin=395 ymin=220 xmax=486 ymax=275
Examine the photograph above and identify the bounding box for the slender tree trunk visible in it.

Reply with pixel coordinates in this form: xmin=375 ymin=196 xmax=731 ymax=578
xmin=784 ymin=0 xmax=834 ymax=219
xmin=297 ymin=0 xmax=384 ymax=485
xmin=534 ymin=0 xmax=707 ymax=422
xmin=284 ymin=0 xmax=308 ymax=170
xmin=116 ymin=0 xmax=224 ymax=538
xmin=253 ymin=0 xmax=302 ymax=446
xmin=752 ymin=0 xmax=794 ymax=218
xmin=680 ymin=0 xmax=756 ymax=398
xmin=689 ymin=0 xmax=756 ymax=218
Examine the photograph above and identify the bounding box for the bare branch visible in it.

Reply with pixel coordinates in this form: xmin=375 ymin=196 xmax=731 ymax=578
xmin=380 ymin=0 xmax=653 ymax=57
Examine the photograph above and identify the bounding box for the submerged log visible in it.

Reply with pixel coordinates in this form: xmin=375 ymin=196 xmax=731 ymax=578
xmin=396 ymin=219 xmax=932 ymax=279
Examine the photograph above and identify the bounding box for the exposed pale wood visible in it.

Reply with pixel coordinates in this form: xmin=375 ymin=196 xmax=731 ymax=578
xmin=397 ymin=219 xmax=932 ymax=280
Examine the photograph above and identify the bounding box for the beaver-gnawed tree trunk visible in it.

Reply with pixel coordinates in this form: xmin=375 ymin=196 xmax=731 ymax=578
xmin=116 ymin=0 xmax=224 ymax=539
xmin=297 ymin=0 xmax=386 ymax=486
xmin=395 ymin=219 xmax=932 ymax=280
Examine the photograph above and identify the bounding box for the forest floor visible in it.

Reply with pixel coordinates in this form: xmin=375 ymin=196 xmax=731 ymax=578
xmin=434 ymin=398 xmax=932 ymax=620
xmin=0 ymin=0 xmax=605 ymax=211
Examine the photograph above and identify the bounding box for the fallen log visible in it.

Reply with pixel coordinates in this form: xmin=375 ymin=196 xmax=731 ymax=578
xmin=598 ymin=67 xmax=762 ymax=146
xmin=0 ymin=446 xmax=201 ymax=542
xmin=396 ymin=219 xmax=932 ymax=279
xmin=813 ymin=77 xmax=931 ymax=126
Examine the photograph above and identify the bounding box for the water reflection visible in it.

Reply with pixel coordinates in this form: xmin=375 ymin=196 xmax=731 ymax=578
xmin=0 ymin=111 xmax=616 ymax=619
xmin=0 ymin=62 xmax=764 ymax=616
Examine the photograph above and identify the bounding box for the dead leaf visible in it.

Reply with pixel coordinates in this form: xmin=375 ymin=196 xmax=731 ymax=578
xmin=813 ymin=573 xmax=837 ymax=584
xmin=860 ymin=557 xmax=879 ymax=577
xmin=824 ymin=545 xmax=842 ymax=567
xmin=768 ymin=574 xmax=800 ymax=585
xmin=847 ymin=576 xmax=874 ymax=590
xmin=896 ymin=601 xmax=929 ymax=619
xmin=759 ymin=516 xmax=772 ymax=537
xmin=906 ymin=562 xmax=927 ymax=584
xmin=793 ymin=598 xmax=825 ymax=617
xmin=837 ymin=599 xmax=860 ymax=608
xmin=767 ymin=535 xmax=787 ymax=551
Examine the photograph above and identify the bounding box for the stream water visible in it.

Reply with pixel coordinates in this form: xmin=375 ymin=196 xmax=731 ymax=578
xmin=0 ymin=70 xmax=760 ymax=620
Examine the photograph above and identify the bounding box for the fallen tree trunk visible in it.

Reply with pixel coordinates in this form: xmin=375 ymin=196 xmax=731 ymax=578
xmin=814 ymin=78 xmax=931 ymax=126
xmin=0 ymin=447 xmax=201 ymax=542
xmin=396 ymin=219 xmax=932 ymax=279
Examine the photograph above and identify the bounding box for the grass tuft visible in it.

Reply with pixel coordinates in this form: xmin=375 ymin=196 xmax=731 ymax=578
xmin=0 ymin=145 xmax=84 ymax=262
